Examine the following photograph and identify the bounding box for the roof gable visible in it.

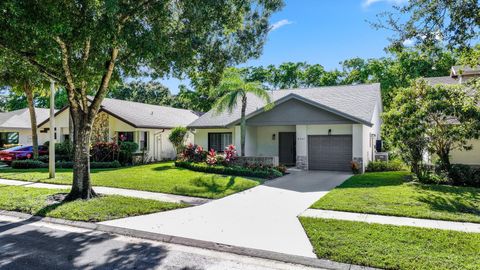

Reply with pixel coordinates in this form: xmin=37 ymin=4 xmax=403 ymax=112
xmin=245 ymin=97 xmax=357 ymax=126
xmin=188 ymin=83 xmax=381 ymax=128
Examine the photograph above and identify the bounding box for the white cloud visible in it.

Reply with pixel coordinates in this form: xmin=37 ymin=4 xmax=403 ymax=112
xmin=270 ymin=19 xmax=293 ymax=31
xmin=362 ymin=0 xmax=407 ymax=8
xmin=402 ymin=38 xmax=415 ymax=46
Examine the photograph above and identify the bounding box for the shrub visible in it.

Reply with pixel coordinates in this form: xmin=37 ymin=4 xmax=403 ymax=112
xmin=350 ymin=161 xmax=360 ymax=174
xmin=206 ymin=149 xmax=217 ymax=165
xmin=366 ymin=160 xmax=404 ymax=172
xmin=91 ymin=142 xmax=120 ymax=162
xmin=12 ymin=160 xmax=47 ymax=169
xmin=448 ymin=164 xmax=480 ymax=187
xmin=169 ymin=126 xmax=188 ymax=154
xmin=55 ymin=141 xmax=74 ymax=161
xmin=118 ymin=141 xmax=139 ymax=165
xmin=175 ymin=161 xmax=283 ymax=179
xmin=180 ymin=143 xmax=206 ymax=162
xmin=224 ymin=144 xmax=237 ymax=164
xmin=274 ymin=164 xmax=287 ymax=174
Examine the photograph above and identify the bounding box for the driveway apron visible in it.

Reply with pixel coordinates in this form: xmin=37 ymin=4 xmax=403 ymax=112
xmin=100 ymin=171 xmax=350 ymax=257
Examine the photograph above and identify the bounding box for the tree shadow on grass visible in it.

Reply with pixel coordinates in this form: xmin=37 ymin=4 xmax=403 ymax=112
xmin=0 ymin=217 xmax=170 ymax=270
xmin=173 ymin=176 xmax=237 ymax=197
xmin=414 ymin=185 xmax=480 ymax=217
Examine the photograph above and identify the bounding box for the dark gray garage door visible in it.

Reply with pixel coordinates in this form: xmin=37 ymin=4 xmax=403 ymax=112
xmin=308 ymin=135 xmax=352 ymax=171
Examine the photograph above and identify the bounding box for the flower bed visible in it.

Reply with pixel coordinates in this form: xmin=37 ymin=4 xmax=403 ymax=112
xmin=176 ymin=143 xmax=284 ymax=179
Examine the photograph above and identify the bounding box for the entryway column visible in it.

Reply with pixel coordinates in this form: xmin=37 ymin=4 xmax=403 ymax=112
xmin=295 ymin=125 xmax=307 ymax=170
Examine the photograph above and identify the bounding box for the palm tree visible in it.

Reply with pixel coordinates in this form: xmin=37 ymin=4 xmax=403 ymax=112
xmin=213 ymin=68 xmax=272 ymax=156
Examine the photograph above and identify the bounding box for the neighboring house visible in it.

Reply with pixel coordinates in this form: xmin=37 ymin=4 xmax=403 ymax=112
xmin=37 ymin=97 xmax=199 ymax=161
xmin=188 ymin=83 xmax=383 ymax=172
xmin=0 ymin=108 xmax=51 ymax=148
xmin=425 ymin=65 xmax=480 ymax=167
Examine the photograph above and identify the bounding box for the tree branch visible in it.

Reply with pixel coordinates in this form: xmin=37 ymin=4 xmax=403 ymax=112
xmin=88 ymin=47 xmax=119 ymax=123
xmin=54 ymin=36 xmax=80 ymax=111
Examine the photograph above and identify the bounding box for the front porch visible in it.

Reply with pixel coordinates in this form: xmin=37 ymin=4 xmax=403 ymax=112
xmin=194 ymin=123 xmax=370 ymax=171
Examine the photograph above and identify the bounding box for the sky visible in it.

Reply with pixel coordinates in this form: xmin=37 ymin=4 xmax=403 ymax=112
xmin=162 ymin=0 xmax=407 ymax=93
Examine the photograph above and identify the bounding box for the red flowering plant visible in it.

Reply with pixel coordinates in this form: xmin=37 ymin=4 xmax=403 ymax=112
xmin=224 ymin=144 xmax=237 ymax=164
xmin=180 ymin=143 xmax=206 ymax=162
xmin=206 ymin=149 xmax=217 ymax=165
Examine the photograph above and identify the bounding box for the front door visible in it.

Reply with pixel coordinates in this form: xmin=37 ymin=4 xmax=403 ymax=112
xmin=279 ymin=132 xmax=296 ymax=166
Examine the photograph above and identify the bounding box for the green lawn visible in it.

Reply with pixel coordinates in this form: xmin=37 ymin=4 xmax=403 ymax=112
xmin=0 ymin=185 xmax=185 ymax=222
xmin=311 ymin=171 xmax=480 ymax=223
xmin=300 ymin=217 xmax=480 ymax=270
xmin=0 ymin=162 xmax=261 ymax=199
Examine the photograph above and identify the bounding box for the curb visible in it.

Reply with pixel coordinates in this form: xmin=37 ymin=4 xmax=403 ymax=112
xmin=0 ymin=210 xmax=379 ymax=270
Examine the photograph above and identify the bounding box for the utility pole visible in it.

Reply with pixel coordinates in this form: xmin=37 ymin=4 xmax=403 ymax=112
xmin=49 ymin=80 xmax=55 ymax=178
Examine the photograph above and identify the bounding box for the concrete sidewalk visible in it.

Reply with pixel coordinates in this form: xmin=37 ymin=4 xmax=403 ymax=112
xmin=0 ymin=178 xmax=210 ymax=205
xmin=301 ymin=209 xmax=480 ymax=233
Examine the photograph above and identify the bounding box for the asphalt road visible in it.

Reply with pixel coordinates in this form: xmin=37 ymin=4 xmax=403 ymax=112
xmin=0 ymin=215 xmax=319 ymax=270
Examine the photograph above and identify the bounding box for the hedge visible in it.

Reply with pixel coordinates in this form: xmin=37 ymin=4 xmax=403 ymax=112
xmin=11 ymin=160 xmax=121 ymax=169
xmin=366 ymin=160 xmax=405 ymax=172
xmin=175 ymin=161 xmax=283 ymax=179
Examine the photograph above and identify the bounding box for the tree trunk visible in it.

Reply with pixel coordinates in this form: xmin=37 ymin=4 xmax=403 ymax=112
xmin=437 ymin=148 xmax=451 ymax=173
xmin=65 ymin=109 xmax=97 ymax=200
xmin=240 ymin=95 xmax=247 ymax=157
xmin=23 ymin=84 xmax=39 ymax=159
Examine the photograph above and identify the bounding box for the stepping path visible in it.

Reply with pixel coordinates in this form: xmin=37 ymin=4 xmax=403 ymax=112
xmin=0 ymin=178 xmax=210 ymax=205
xmin=301 ymin=209 xmax=480 ymax=233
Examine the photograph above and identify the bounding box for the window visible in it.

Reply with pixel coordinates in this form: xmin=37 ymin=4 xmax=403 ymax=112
xmin=0 ymin=132 xmax=19 ymax=147
xmin=208 ymin=132 xmax=232 ymax=152
xmin=117 ymin=132 xmax=134 ymax=142
xmin=140 ymin=131 xmax=148 ymax=150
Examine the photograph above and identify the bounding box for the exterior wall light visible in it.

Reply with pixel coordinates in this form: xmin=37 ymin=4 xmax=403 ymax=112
xmin=328 ymin=129 xmax=332 ymax=135
xmin=272 ymin=134 xmax=276 ymax=140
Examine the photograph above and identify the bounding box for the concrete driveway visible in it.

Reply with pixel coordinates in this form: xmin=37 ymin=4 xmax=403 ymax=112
xmin=101 ymin=170 xmax=350 ymax=258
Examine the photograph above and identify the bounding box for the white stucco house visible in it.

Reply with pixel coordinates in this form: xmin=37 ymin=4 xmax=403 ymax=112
xmin=0 ymin=108 xmax=51 ymax=148
xmin=425 ymin=65 xmax=480 ymax=167
xmin=37 ymin=97 xmax=199 ymax=161
xmin=188 ymin=83 xmax=383 ymax=172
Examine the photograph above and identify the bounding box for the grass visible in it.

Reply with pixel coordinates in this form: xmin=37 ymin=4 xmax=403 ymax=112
xmin=311 ymin=171 xmax=480 ymax=223
xmin=0 ymin=185 xmax=185 ymax=222
xmin=300 ymin=217 xmax=480 ymax=270
xmin=0 ymin=162 xmax=262 ymax=199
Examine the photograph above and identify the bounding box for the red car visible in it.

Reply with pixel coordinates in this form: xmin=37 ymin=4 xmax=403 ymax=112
xmin=0 ymin=145 xmax=48 ymax=165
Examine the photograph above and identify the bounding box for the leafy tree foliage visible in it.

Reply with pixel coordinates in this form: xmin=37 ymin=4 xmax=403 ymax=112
xmin=168 ymin=126 xmax=188 ymax=154
xmin=109 ymin=81 xmax=172 ymax=106
xmin=374 ymin=0 xmax=480 ymax=50
xmin=0 ymin=0 xmax=284 ymax=200
xmin=384 ymin=79 xmax=480 ymax=178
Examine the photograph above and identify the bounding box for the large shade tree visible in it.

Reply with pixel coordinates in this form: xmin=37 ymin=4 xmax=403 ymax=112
xmin=213 ymin=68 xmax=272 ymax=156
xmin=0 ymin=0 xmax=283 ymax=200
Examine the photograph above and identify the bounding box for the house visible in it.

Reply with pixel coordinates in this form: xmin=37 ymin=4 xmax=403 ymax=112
xmin=425 ymin=65 xmax=480 ymax=167
xmin=0 ymin=108 xmax=51 ymax=148
xmin=188 ymin=83 xmax=383 ymax=172
xmin=37 ymin=97 xmax=199 ymax=161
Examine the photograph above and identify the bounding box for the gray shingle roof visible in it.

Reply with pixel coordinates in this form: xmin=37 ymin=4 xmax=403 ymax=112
xmin=99 ymin=97 xmax=199 ymax=128
xmin=0 ymin=108 xmax=51 ymax=129
xmin=451 ymin=65 xmax=480 ymax=77
xmin=424 ymin=76 xmax=459 ymax=86
xmin=188 ymin=83 xmax=381 ymax=128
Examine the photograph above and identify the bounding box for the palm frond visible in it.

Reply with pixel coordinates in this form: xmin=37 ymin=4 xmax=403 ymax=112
xmin=213 ymin=91 xmax=240 ymax=115
xmin=245 ymin=82 xmax=274 ymax=111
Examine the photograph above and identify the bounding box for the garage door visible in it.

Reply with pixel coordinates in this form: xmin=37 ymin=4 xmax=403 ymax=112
xmin=308 ymin=135 xmax=352 ymax=171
